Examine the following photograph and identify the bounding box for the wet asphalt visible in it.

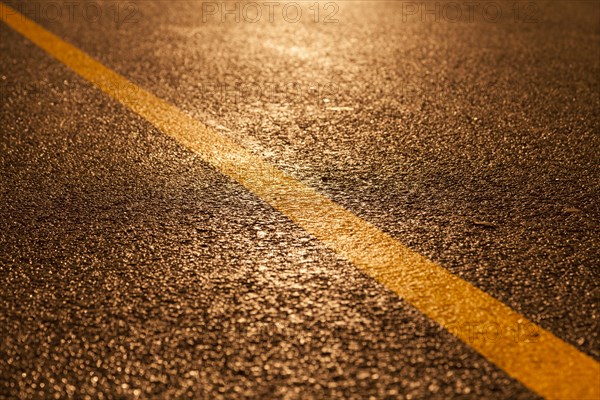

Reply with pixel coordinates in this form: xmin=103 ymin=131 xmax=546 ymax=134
xmin=1 ymin=0 xmax=599 ymax=398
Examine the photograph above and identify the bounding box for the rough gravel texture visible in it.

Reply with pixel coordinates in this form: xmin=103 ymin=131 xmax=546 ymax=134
xmin=1 ymin=0 xmax=598 ymax=398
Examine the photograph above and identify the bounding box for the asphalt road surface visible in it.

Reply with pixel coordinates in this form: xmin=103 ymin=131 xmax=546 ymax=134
xmin=1 ymin=0 xmax=599 ymax=399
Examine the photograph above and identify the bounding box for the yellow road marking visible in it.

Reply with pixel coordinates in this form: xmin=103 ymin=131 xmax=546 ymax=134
xmin=2 ymin=3 xmax=598 ymax=399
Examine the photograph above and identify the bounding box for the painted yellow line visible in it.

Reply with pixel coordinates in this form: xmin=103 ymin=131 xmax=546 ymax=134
xmin=2 ymin=3 xmax=599 ymax=399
